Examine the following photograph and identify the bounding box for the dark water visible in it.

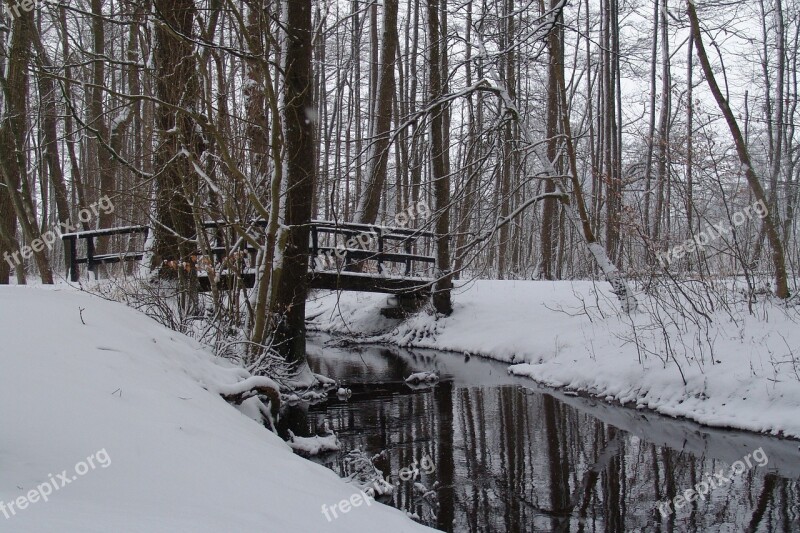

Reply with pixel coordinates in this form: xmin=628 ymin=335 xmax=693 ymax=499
xmin=279 ymin=333 xmax=800 ymax=532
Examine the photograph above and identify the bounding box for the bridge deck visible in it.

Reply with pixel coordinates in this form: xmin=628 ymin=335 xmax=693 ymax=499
xmin=197 ymin=269 xmax=433 ymax=295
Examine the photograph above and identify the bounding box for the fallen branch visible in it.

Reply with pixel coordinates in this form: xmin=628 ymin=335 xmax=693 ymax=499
xmin=218 ymin=376 xmax=281 ymax=413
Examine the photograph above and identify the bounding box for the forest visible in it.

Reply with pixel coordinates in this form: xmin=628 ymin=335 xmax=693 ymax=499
xmin=4 ymin=1 xmax=800 ymax=531
xmin=0 ymin=0 xmax=798 ymax=368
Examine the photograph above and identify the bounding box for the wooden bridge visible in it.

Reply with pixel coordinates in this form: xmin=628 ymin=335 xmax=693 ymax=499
xmin=61 ymin=220 xmax=440 ymax=301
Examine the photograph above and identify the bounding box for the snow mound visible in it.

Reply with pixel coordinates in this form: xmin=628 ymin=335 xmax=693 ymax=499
xmin=287 ymin=431 xmax=342 ymax=456
xmin=0 ymin=286 xmax=434 ymax=532
xmin=404 ymin=372 xmax=440 ymax=385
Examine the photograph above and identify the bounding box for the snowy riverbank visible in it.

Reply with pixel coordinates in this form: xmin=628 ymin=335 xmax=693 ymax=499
xmin=0 ymin=286 xmax=433 ymax=532
xmin=307 ymin=280 xmax=800 ymax=439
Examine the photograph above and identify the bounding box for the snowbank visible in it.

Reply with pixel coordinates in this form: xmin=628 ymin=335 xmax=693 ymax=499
xmin=307 ymin=280 xmax=800 ymax=439
xmin=0 ymin=286 xmax=434 ymax=532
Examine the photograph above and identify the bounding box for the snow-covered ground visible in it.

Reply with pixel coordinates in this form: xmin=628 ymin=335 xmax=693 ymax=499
xmin=0 ymin=286 xmax=434 ymax=532
xmin=307 ymin=280 xmax=800 ymax=439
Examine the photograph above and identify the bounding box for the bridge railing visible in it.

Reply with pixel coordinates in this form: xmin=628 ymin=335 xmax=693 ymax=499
xmin=62 ymin=220 xmax=438 ymax=291
xmin=308 ymin=220 xmax=436 ymax=278
xmin=62 ymin=225 xmax=150 ymax=282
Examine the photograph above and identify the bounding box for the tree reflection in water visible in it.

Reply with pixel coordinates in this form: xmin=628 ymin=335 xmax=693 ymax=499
xmin=278 ymin=335 xmax=800 ymax=532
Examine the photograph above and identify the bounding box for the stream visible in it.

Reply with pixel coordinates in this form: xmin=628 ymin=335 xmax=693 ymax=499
xmin=278 ymin=332 xmax=800 ymax=532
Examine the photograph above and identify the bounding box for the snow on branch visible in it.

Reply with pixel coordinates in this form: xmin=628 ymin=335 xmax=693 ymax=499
xmin=216 ymin=375 xmax=281 ymax=408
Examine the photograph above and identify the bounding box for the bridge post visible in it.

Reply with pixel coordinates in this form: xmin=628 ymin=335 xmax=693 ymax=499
xmin=403 ymin=239 xmax=412 ymax=275
xmin=86 ymin=236 xmax=97 ymax=280
xmin=310 ymin=225 xmax=319 ymax=268
xmin=65 ymin=235 xmax=79 ymax=282
xmin=376 ymin=228 xmax=384 ymax=275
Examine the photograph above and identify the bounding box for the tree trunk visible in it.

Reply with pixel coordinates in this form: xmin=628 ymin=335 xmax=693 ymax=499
xmin=643 ymin=0 xmax=659 ymax=237
xmin=272 ymin=0 xmax=316 ymax=364
xmin=687 ymin=0 xmax=790 ymax=299
xmin=90 ymin=0 xmax=115 ymax=253
xmin=428 ymin=0 xmax=452 ymax=314
xmin=59 ymin=5 xmax=90 ymax=231
xmin=153 ymin=0 xmax=203 ymax=312
xmin=686 ymin=30 xmax=695 ymax=241
xmin=539 ymin=0 xmax=561 ymax=280
xmin=453 ymin=1 xmax=478 ymax=279
xmin=357 ymin=0 xmax=399 ymax=224
xmin=0 ymin=4 xmax=53 ymax=284
xmin=31 ymin=27 xmax=71 ymax=261
xmin=497 ymin=0 xmax=514 ymax=279
xmin=653 ymin=0 xmax=671 ymax=242
xmin=0 ymin=12 xmax=12 ymax=285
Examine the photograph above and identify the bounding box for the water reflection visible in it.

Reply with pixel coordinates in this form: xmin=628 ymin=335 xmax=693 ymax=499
xmin=279 ymin=334 xmax=800 ymax=532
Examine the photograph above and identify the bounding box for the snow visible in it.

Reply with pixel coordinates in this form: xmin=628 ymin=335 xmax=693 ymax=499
xmin=0 ymin=286 xmax=435 ymax=532
xmin=60 ymin=225 xmax=148 ymax=238
xmin=213 ymin=375 xmax=280 ymax=398
xmin=287 ymin=431 xmax=342 ymax=456
xmin=307 ymin=280 xmax=800 ymax=439
xmin=404 ymin=372 xmax=440 ymax=385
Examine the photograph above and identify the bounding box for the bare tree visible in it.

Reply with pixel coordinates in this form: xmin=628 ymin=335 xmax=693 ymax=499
xmin=687 ymin=0 xmax=790 ymax=299
xmin=152 ymin=0 xmax=204 ymax=310
xmin=0 ymin=3 xmax=53 ymax=283
xmin=539 ymin=0 xmax=561 ymax=280
xmin=358 ymin=0 xmax=399 ymax=225
xmin=428 ymin=0 xmax=452 ymax=314
xmin=271 ymin=0 xmax=317 ymax=363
